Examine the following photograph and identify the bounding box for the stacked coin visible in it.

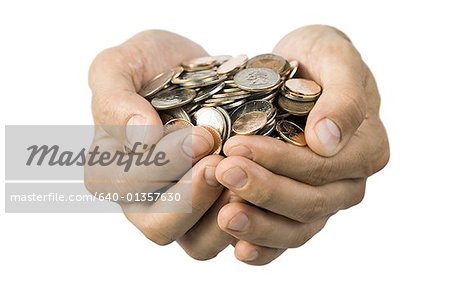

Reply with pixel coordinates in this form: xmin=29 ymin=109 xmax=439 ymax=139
xmin=139 ymin=53 xmax=322 ymax=153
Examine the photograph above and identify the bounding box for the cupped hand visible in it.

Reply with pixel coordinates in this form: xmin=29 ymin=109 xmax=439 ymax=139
xmin=184 ymin=25 xmax=390 ymax=265
xmin=85 ymin=30 xmax=225 ymax=245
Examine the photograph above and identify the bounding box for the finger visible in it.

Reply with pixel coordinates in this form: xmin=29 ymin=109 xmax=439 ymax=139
xmin=84 ymin=126 xmax=214 ymax=196
xmin=177 ymin=189 xmax=237 ymax=260
xmin=89 ymin=30 xmax=207 ymax=148
xmin=218 ymin=202 xmax=329 ymax=248
xmin=273 ymin=25 xmax=368 ymax=156
xmin=223 ymin=132 xmax=374 ymax=185
xmin=215 ymin=156 xmax=366 ymax=223
xmin=234 ymin=240 xmax=286 ymax=266
xmin=120 ymin=155 xmax=224 ymax=246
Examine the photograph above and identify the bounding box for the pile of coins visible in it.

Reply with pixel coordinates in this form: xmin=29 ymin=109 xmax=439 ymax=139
xmin=139 ymin=54 xmax=322 ymax=154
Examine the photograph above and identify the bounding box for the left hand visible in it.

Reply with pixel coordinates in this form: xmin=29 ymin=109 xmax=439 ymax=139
xmin=178 ymin=25 xmax=390 ymax=265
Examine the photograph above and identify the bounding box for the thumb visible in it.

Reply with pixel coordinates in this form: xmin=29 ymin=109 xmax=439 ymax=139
xmin=89 ymin=47 xmax=163 ymax=151
xmin=273 ymin=25 xmax=368 ymax=157
xmin=305 ymin=82 xmax=366 ymax=157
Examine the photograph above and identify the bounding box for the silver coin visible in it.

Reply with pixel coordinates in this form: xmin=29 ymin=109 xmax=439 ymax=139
xmin=159 ymin=107 xmax=190 ymax=124
xmin=222 ymin=87 xmax=242 ymax=93
xmin=202 ymin=98 xmax=236 ymax=107
xmin=151 ymin=88 xmax=196 ymax=110
xmin=139 ymin=69 xmax=175 ymax=99
xmin=216 ymin=106 xmax=231 ymax=141
xmin=193 ymin=82 xmax=226 ymax=103
xmin=211 ymin=55 xmax=232 ymax=65
xmin=278 ymin=96 xmax=315 ymax=116
xmin=258 ymin=118 xmax=276 ymax=136
xmin=182 ymin=102 xmax=200 ymax=115
xmin=178 ymin=75 xmax=227 ymax=88
xmin=212 ymin=90 xmax=250 ymax=99
xmin=248 ymin=90 xmax=278 ymax=102
xmin=220 ymin=98 xmax=247 ymax=111
xmin=266 ymin=106 xmax=277 ymax=124
xmin=192 ymin=107 xmax=226 ymax=139
xmin=172 ymin=70 xmax=217 ymax=84
xmin=234 ymin=68 xmax=280 ymax=92
xmin=224 ymin=79 xmax=238 ymax=87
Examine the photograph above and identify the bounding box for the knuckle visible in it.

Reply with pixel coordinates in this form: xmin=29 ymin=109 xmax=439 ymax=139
xmin=83 ymin=168 xmax=97 ymax=196
xmin=290 ymin=225 xmax=314 ymax=248
xmin=362 ymin=125 xmax=390 ymax=177
xmin=351 ymin=181 xmax=367 ymax=207
xmin=296 ymin=192 xmax=328 ymax=223
xmin=306 ymin=157 xmax=334 ymax=186
xmin=342 ymin=180 xmax=366 ymax=210
xmin=250 ymin=175 xmax=275 ymax=208
xmin=228 ymin=156 xmax=275 ymax=206
xmin=139 ymin=222 xmax=174 ymax=246
xmin=184 ymin=248 xmax=218 ymax=261
xmin=373 ymin=137 xmax=390 ymax=174
xmin=340 ymin=87 xmax=367 ymax=129
xmin=89 ymin=47 xmax=119 ymax=84
xmin=356 ymin=150 xmax=374 ymax=178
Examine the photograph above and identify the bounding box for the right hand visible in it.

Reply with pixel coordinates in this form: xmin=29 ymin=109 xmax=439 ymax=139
xmin=84 ymin=30 xmax=224 ymax=245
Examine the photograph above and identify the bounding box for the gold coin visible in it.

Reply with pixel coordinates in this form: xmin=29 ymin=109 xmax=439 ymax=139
xmin=278 ymin=96 xmax=315 ymax=116
xmin=181 ymin=56 xmax=217 ymax=71
xmin=211 ymin=55 xmax=232 ymax=65
xmin=232 ymin=111 xmax=267 ymax=135
xmin=276 ymin=120 xmax=307 ymax=146
xmin=230 ymin=99 xmax=273 ymax=123
xmin=163 ymin=118 xmax=193 ymax=135
xmin=217 ymin=54 xmax=248 ymax=75
xmin=246 ymin=53 xmax=289 ymax=75
xmin=171 ymin=66 xmax=184 ymax=81
xmin=281 ymin=85 xmax=319 ymax=102
xmin=288 ymin=60 xmax=299 ymax=79
xmin=201 ymin=125 xmax=222 ymax=155
xmin=284 ymin=78 xmax=322 ymax=97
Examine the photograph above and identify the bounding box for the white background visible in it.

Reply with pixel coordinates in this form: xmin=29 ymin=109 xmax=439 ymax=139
xmin=1 ymin=0 xmax=449 ymax=299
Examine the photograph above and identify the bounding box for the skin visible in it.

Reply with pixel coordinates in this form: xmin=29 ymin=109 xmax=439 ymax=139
xmin=86 ymin=25 xmax=390 ymax=265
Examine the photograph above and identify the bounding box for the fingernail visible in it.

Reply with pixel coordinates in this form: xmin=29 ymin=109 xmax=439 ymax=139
xmin=243 ymin=249 xmax=259 ymax=262
xmin=226 ymin=145 xmax=253 ymax=160
xmin=182 ymin=134 xmax=212 ymax=159
xmin=221 ymin=167 xmax=247 ymax=188
xmin=227 ymin=212 xmax=249 ymax=231
xmin=126 ymin=115 xmax=148 ymax=148
xmin=315 ymin=118 xmax=341 ymax=154
xmin=204 ymin=166 xmax=220 ymax=187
